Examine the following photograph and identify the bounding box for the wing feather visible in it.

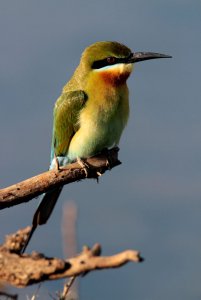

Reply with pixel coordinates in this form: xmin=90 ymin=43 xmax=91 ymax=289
xmin=50 ymin=90 xmax=87 ymax=161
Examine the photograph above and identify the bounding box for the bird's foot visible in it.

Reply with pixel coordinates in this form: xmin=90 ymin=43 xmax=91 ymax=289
xmin=77 ymin=157 xmax=90 ymax=177
xmin=100 ymin=148 xmax=112 ymax=170
xmin=96 ymin=171 xmax=102 ymax=183
xmin=77 ymin=157 xmax=102 ymax=181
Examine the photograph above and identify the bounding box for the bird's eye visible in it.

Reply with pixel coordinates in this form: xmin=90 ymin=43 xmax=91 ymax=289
xmin=92 ymin=56 xmax=117 ymax=69
xmin=107 ymin=57 xmax=116 ymax=64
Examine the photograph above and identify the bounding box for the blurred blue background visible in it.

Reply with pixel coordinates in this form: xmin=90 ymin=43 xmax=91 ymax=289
xmin=0 ymin=0 xmax=201 ymax=299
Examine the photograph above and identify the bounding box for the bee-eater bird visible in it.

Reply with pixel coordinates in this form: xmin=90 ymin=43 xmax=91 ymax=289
xmin=21 ymin=41 xmax=171 ymax=253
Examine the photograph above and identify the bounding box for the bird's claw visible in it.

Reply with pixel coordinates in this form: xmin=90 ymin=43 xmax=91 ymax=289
xmin=77 ymin=157 xmax=90 ymax=177
xmin=96 ymin=171 xmax=102 ymax=183
xmin=77 ymin=157 xmax=103 ymax=181
xmin=106 ymin=159 xmax=111 ymax=170
xmin=101 ymin=148 xmax=112 ymax=170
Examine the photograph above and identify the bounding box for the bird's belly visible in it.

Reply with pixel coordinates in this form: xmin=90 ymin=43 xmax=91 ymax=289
xmin=67 ymin=115 xmax=125 ymax=162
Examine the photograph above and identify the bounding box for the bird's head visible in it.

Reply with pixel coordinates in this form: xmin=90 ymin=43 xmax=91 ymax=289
xmin=78 ymin=41 xmax=171 ymax=86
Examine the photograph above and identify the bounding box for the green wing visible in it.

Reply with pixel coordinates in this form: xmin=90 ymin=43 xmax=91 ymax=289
xmin=51 ymin=90 xmax=87 ymax=161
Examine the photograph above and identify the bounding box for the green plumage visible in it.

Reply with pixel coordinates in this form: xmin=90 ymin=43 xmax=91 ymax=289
xmin=21 ymin=41 xmax=170 ymax=253
xmin=22 ymin=41 xmax=132 ymax=253
xmin=51 ymin=42 xmax=131 ymax=164
xmin=51 ymin=90 xmax=87 ymax=161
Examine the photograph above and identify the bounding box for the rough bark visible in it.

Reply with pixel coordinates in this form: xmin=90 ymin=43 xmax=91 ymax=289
xmin=0 ymin=227 xmax=143 ymax=288
xmin=0 ymin=147 xmax=121 ymax=209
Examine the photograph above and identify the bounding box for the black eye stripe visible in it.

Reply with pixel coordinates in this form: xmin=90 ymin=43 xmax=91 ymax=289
xmin=92 ymin=55 xmax=131 ymax=69
xmin=92 ymin=57 xmax=116 ymax=69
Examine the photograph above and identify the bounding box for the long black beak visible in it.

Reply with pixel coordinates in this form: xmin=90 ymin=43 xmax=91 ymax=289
xmin=128 ymin=52 xmax=172 ymax=63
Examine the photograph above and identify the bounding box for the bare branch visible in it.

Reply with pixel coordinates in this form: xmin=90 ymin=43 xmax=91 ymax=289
xmin=0 ymin=147 xmax=143 ymax=291
xmin=0 ymin=147 xmax=121 ymax=210
xmin=0 ymin=227 xmax=143 ymax=288
xmin=59 ymin=276 xmax=76 ymax=300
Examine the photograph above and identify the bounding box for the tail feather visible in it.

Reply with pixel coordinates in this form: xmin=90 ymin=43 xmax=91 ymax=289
xmin=33 ymin=187 xmax=63 ymax=226
xmin=21 ymin=187 xmax=63 ymax=253
xmin=21 ymin=225 xmax=37 ymax=254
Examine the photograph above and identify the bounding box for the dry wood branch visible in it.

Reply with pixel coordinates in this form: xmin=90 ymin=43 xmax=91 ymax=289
xmin=0 ymin=147 xmax=121 ymax=209
xmin=60 ymin=276 xmax=76 ymax=300
xmin=0 ymin=228 xmax=143 ymax=288
xmin=1 ymin=227 xmax=31 ymax=254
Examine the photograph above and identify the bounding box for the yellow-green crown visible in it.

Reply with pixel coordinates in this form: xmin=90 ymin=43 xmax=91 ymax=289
xmin=80 ymin=41 xmax=132 ymax=68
